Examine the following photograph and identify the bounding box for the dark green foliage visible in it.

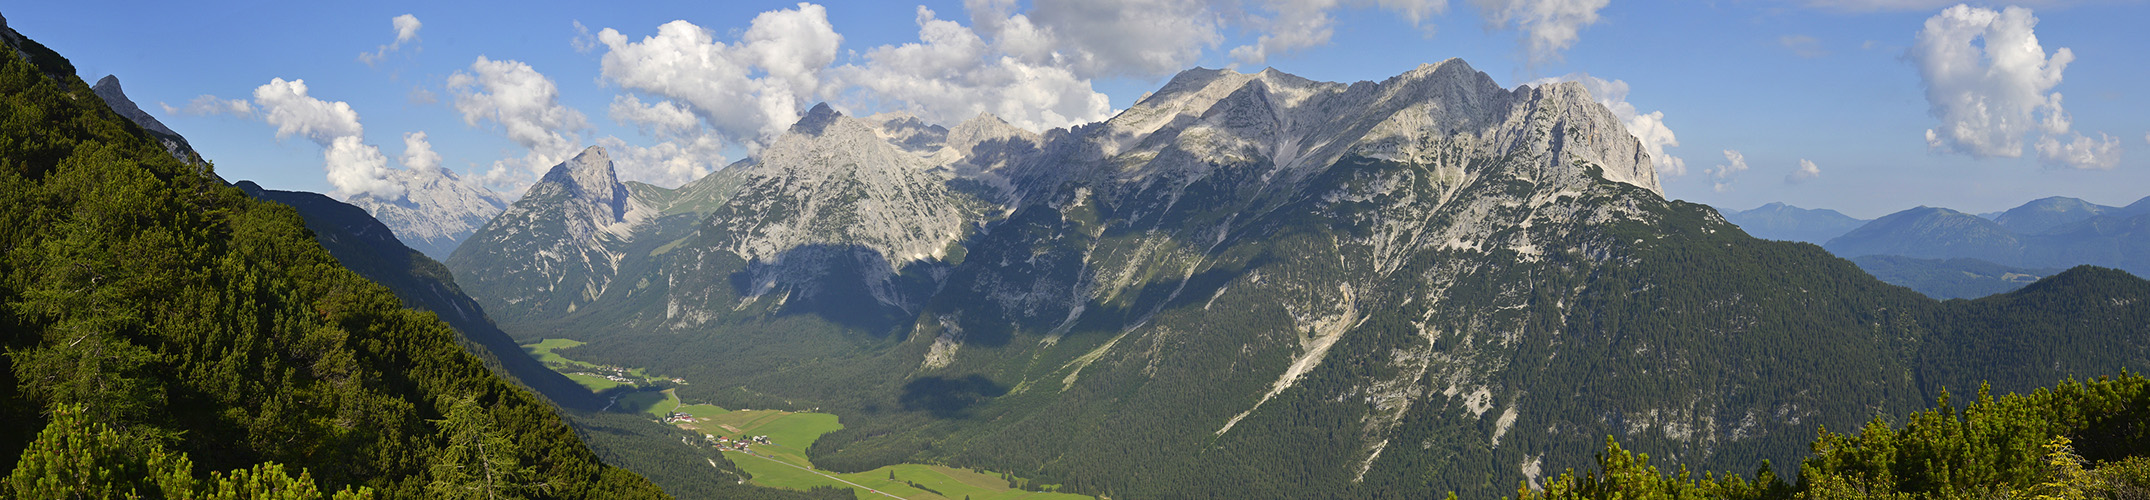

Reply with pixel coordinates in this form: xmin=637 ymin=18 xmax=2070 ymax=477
xmin=8 ymin=404 xmax=376 ymax=499
xmin=0 ymin=34 xmax=662 ymax=498
xmin=1519 ymin=374 xmax=2150 ymax=500
xmin=1850 ymin=255 xmax=2063 ymax=299
xmin=233 ymin=181 xmax=602 ymax=411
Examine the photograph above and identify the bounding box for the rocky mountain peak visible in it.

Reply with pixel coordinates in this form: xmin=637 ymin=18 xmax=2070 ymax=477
xmin=867 ymin=111 xmax=950 ymax=153
xmin=536 ymin=145 xmax=629 ymax=220
xmin=89 ymin=74 xmax=203 ymax=166
xmin=944 ymin=113 xmax=1040 ymax=163
xmin=91 ymin=75 xmax=179 ymax=137
xmin=790 ymin=102 xmax=844 ymax=136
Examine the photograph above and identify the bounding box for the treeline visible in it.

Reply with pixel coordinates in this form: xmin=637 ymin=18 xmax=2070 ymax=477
xmin=1515 ymin=373 xmax=2150 ymax=499
xmin=0 ymin=33 xmax=661 ymax=497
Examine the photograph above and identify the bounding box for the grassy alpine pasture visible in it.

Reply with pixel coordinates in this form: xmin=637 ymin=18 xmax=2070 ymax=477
xmin=523 ymin=339 xmax=1085 ymax=498
xmin=676 ymin=403 xmax=728 ymax=418
xmin=616 ymin=388 xmax=682 ymax=419
xmin=564 ymin=372 xmax=626 ymax=392
xmin=722 ymin=454 xmax=1090 ymax=500
xmin=522 ymin=338 xmax=598 ymax=369
xmin=681 ymin=410 xmax=841 ymax=467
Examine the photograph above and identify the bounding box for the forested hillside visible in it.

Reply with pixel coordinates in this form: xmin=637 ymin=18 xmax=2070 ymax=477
xmin=1518 ymin=373 xmax=2150 ymax=499
xmin=0 ymin=26 xmax=666 ymax=498
xmin=231 ymin=185 xmax=854 ymax=500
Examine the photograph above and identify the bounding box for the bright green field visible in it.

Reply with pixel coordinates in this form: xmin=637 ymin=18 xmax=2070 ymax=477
xmin=521 ymin=338 xmax=598 ymax=370
xmin=616 ymin=388 xmax=680 ymax=419
xmin=724 ymin=453 xmax=1089 ymax=500
xmin=676 ymin=403 xmax=727 ymax=418
xmin=563 ymin=373 xmax=624 ymax=392
xmin=684 ymin=410 xmax=840 ymax=467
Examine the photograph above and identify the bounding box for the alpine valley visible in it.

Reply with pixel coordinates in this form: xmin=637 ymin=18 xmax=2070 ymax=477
xmin=444 ymin=61 xmax=2150 ymax=498
xmin=10 ymin=6 xmax=2150 ymax=499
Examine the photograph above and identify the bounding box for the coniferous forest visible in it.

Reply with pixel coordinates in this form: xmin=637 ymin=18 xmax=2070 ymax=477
xmin=0 ymin=31 xmax=665 ymax=498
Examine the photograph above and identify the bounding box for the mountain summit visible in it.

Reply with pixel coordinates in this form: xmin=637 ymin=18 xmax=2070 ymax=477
xmin=89 ymin=74 xmax=205 ymax=167
xmin=447 ymin=145 xmax=657 ymax=319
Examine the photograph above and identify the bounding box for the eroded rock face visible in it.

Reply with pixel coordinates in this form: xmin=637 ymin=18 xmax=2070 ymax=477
xmin=448 ymin=146 xmax=657 ymax=321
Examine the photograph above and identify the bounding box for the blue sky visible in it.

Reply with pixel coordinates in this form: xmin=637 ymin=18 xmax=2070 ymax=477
xmin=8 ymin=0 xmax=2147 ymax=218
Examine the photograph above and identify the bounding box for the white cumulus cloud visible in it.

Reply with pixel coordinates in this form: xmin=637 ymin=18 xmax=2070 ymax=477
xmin=595 ymin=4 xmax=841 ymax=150
xmin=832 ymin=6 xmax=1114 ymax=132
xmin=1709 ymin=149 xmax=1748 ymax=192
xmin=1786 ymin=158 xmax=1820 ymax=183
xmin=1531 ymin=73 xmax=1686 ymax=177
xmin=2037 ymin=132 xmax=2122 ymax=170
xmin=1229 ymin=0 xmax=1456 ymax=65
xmin=609 ymin=94 xmax=703 ymax=140
xmin=245 ymin=78 xmax=403 ymax=199
xmin=1469 ymin=0 xmax=1610 ymax=64
xmin=252 ymin=78 xmax=365 ymax=144
xmin=449 ymin=56 xmax=591 ymax=188
xmin=1014 ymin=0 xmax=1225 ymax=78
xmin=401 ymin=131 xmax=441 ymax=172
xmin=324 ymin=136 xmax=401 ymax=198
xmin=360 ymin=14 xmax=422 ymax=66
xmin=1911 ymin=4 xmax=2119 ymax=169
xmin=597 ymin=135 xmax=726 ymax=188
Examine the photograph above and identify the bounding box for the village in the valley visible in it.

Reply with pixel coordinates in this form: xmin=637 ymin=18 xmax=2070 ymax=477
xmin=662 ymin=411 xmax=774 ymax=452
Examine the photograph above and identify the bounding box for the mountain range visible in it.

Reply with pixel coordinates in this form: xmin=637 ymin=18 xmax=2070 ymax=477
xmin=447 ymin=60 xmax=2150 ymax=498
xmin=1824 ymin=196 xmax=2150 ymax=279
xmin=1717 ymin=202 xmax=1868 ymax=244
xmin=19 ymin=7 xmax=2150 ymax=496
xmin=1714 ymin=197 xmax=2147 ymax=299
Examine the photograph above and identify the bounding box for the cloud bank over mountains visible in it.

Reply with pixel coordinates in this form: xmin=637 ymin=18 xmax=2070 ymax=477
xmin=158 ymin=1 xmax=2133 ymax=206
xmin=162 ymin=2 xmax=1634 ymax=197
xmin=580 ymin=0 xmax=1621 ymax=190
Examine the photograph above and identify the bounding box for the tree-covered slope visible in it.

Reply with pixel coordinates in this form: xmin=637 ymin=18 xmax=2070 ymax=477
xmin=1849 ymin=255 xmax=2065 ymax=300
xmin=1518 ymin=373 xmax=2150 ymax=499
xmin=449 ymin=60 xmax=2150 ymax=499
xmin=234 ymin=181 xmax=602 ymax=411
xmin=233 ymin=185 xmax=854 ymax=500
xmin=0 ymin=25 xmax=665 ymax=498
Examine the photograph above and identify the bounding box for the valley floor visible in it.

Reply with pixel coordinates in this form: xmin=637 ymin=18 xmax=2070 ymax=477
xmin=520 ymin=339 xmax=1088 ymax=500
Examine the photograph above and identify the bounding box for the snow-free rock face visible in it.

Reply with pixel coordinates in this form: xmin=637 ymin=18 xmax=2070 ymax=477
xmin=447 ymin=146 xmax=655 ymax=322
xmin=1009 ymin=60 xmax=1658 ymax=199
xmin=651 ymin=104 xmax=990 ymax=325
xmin=345 ymin=167 xmax=508 ymax=260
xmin=90 ymin=75 xmax=204 ymax=166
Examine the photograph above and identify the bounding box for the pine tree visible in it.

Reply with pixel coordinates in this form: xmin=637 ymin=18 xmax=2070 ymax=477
xmin=5 ymin=404 xmax=192 ymax=498
xmin=428 ymin=395 xmax=544 ymax=499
